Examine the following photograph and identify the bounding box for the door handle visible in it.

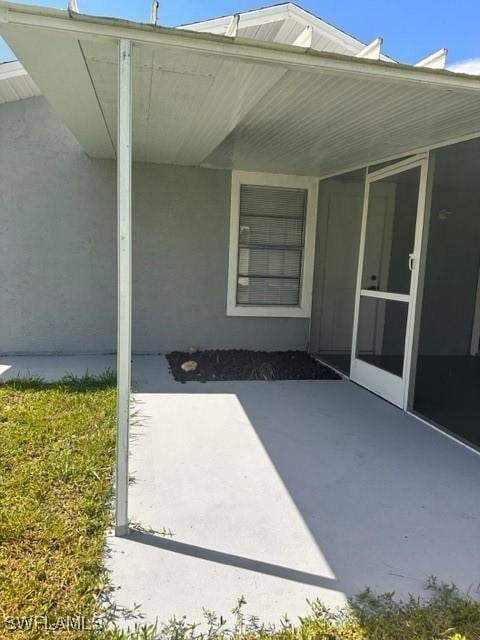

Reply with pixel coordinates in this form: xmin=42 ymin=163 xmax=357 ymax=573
xmin=408 ymin=253 xmax=415 ymax=272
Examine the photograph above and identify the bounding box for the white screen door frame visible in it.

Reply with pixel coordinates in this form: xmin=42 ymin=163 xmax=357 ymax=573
xmin=350 ymin=154 xmax=430 ymax=409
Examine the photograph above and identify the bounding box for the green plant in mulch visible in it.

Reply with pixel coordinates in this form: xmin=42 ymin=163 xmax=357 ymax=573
xmin=250 ymin=362 xmax=276 ymax=381
xmin=103 ymin=580 xmax=480 ymax=640
xmin=0 ymin=372 xmax=117 ymax=640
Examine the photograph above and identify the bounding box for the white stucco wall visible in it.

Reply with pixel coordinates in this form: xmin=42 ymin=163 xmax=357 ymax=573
xmin=0 ymin=97 xmax=309 ymax=354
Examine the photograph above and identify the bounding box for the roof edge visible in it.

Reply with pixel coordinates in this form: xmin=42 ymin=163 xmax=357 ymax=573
xmin=0 ymin=1 xmax=478 ymax=92
xmin=0 ymin=59 xmax=26 ymax=79
xmin=177 ymin=2 xmax=366 ymax=53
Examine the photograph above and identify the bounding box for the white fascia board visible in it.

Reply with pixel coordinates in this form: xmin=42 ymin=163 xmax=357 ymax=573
xmin=0 ymin=59 xmax=26 ymax=79
xmin=286 ymin=3 xmax=363 ymax=53
xmin=178 ymin=4 xmax=291 ymax=33
xmin=180 ymin=2 xmax=365 ymax=55
xmin=1 ymin=1 xmax=479 ymax=94
xmin=287 ymin=4 xmax=395 ymax=62
xmin=178 ymin=16 xmax=232 ymax=34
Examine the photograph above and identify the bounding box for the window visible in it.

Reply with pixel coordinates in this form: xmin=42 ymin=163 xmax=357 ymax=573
xmin=227 ymin=171 xmax=318 ymax=317
xmin=237 ymin=184 xmax=306 ymax=306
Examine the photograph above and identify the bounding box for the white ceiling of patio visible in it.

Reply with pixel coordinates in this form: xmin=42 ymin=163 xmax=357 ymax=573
xmin=1 ymin=3 xmax=480 ymax=177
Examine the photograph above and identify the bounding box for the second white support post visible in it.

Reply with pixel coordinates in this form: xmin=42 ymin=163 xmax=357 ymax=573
xmin=115 ymin=38 xmax=133 ymax=537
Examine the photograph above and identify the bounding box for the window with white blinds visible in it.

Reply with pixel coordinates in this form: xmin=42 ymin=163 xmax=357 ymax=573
xmin=236 ymin=184 xmax=308 ymax=306
xmin=227 ymin=171 xmax=318 ymax=318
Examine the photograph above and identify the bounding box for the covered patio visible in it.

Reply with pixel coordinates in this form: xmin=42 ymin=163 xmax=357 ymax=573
xmin=1 ymin=354 xmax=479 ymax=624
xmin=1 ymin=2 xmax=480 ymax=626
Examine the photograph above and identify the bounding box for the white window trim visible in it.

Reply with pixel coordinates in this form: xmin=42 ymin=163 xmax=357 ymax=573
xmin=227 ymin=170 xmax=319 ymax=318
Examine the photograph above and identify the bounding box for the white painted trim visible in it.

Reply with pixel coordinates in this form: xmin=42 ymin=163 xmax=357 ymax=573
xmin=350 ymin=174 xmax=370 ymax=375
xmin=350 ymin=357 xmax=405 ymax=406
xmin=224 ymin=14 xmax=239 ymax=38
xmin=150 ymin=0 xmax=159 ymax=26
xmin=367 ymin=153 xmax=428 ymax=182
xmin=356 ymin=37 xmax=383 ymax=60
xmin=360 ymin=290 xmax=410 ymax=302
xmin=68 ymin=0 xmax=79 ymax=13
xmin=179 ymin=3 xmax=366 ymax=54
xmin=415 ymin=48 xmax=447 ymax=70
xmin=286 ymin=3 xmax=364 ymax=53
xmin=178 ymin=4 xmax=292 ymax=33
xmin=292 ymin=25 xmax=313 ymax=48
xmin=406 ymin=152 xmax=435 ymax=408
xmin=1 ymin=3 xmax=478 ymax=91
xmin=407 ymin=410 xmax=480 ymax=456
xmin=401 ymin=154 xmax=430 ymax=409
xmin=0 ymin=59 xmax=27 ymax=79
xmin=318 ymin=132 xmax=480 ymax=181
xmin=350 ymin=154 xmax=430 ymax=409
xmin=226 ymin=170 xmax=318 ymax=318
xmin=115 ymin=38 xmax=132 ymax=538
xmin=310 ymin=353 xmax=349 ymax=379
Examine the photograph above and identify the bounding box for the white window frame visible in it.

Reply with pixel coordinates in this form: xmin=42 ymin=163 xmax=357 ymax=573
xmin=227 ymin=170 xmax=319 ymax=318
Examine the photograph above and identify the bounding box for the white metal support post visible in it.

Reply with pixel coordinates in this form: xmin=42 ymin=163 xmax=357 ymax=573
xmin=115 ymin=38 xmax=132 ymax=537
xmin=406 ymin=151 xmax=435 ymax=409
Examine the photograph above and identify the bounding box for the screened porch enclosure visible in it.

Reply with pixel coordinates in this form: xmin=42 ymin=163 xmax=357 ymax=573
xmin=312 ymin=138 xmax=480 ymax=447
xmin=413 ymin=139 xmax=480 ymax=445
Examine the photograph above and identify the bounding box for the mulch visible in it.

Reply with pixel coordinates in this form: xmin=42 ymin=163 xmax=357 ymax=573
xmin=166 ymin=349 xmax=341 ymax=383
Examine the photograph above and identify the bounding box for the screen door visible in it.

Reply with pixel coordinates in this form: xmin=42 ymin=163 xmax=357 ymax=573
xmin=350 ymin=156 xmax=429 ymax=408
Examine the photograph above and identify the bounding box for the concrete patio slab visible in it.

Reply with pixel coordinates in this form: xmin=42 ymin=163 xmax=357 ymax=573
xmin=1 ymin=355 xmax=479 ymax=627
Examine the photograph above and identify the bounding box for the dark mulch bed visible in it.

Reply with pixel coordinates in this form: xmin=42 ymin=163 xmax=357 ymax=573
xmin=167 ymin=350 xmax=341 ymax=383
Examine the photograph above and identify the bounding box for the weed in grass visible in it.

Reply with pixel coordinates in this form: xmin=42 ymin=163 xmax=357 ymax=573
xmin=2 ymin=374 xmax=480 ymax=640
xmin=97 ymin=581 xmax=480 ymax=639
xmin=128 ymin=522 xmax=174 ymax=537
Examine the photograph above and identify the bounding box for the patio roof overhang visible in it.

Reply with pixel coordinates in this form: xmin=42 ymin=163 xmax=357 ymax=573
xmin=1 ymin=1 xmax=480 ymax=178
xmin=2 ymin=1 xmax=480 ymax=536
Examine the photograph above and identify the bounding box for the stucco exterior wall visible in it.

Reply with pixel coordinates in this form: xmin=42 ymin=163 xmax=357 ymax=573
xmin=0 ymin=96 xmax=308 ymax=353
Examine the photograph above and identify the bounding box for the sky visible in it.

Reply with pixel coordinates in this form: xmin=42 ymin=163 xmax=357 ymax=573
xmin=1 ymin=0 xmax=479 ymax=71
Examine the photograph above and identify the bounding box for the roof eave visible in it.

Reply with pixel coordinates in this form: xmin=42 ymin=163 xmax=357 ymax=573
xmin=0 ymin=1 xmax=478 ymax=92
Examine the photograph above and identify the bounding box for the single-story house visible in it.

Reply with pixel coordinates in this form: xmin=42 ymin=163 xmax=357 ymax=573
xmin=0 ymin=1 xmax=479 ymax=533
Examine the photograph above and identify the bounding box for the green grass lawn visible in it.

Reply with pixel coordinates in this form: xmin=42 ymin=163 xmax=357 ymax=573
xmin=0 ymin=374 xmax=479 ymax=640
xmin=0 ymin=374 xmax=116 ymax=639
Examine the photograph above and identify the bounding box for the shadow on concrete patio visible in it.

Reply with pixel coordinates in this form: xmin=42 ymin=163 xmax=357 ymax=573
xmin=0 ymin=354 xmax=478 ymax=624
xmin=127 ymin=529 xmax=338 ymax=589
xmin=106 ymin=355 xmax=480 ymax=624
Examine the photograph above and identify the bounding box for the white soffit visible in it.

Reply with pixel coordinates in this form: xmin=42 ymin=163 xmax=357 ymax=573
xmin=203 ymin=68 xmax=480 ymax=176
xmin=0 ymin=25 xmax=116 ymax=157
xmin=0 ymin=2 xmax=479 ymax=176
xmin=80 ymin=38 xmax=287 ymax=165
xmin=0 ymin=60 xmax=40 ymax=103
